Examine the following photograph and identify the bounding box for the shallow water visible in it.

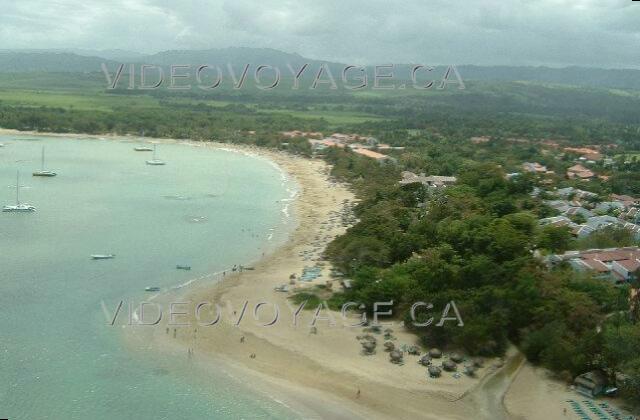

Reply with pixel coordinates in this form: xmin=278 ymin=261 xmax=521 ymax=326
xmin=0 ymin=135 xmax=298 ymax=419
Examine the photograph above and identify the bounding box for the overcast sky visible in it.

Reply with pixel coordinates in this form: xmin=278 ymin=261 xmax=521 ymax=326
xmin=0 ymin=0 xmax=639 ymax=68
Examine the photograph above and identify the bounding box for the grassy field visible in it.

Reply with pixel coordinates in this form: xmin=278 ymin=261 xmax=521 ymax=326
xmin=259 ymin=107 xmax=385 ymax=124
xmin=0 ymin=89 xmax=163 ymax=111
xmin=0 ymin=86 xmax=386 ymax=127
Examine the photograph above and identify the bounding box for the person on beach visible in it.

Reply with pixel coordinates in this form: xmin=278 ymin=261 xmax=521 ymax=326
xmin=240 ymin=336 xmax=245 ymax=343
xmin=356 ymin=388 xmax=360 ymax=398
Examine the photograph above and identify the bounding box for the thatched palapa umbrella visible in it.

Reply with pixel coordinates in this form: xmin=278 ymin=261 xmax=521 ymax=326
xmin=464 ymin=365 xmax=477 ymax=377
xmin=429 ymin=348 xmax=443 ymax=359
xmin=472 ymin=357 xmax=484 ymax=368
xmin=442 ymin=360 xmax=457 ymax=372
xmin=362 ymin=341 xmax=376 ymax=355
xmin=419 ymin=355 xmax=432 ymax=366
xmin=383 ymin=341 xmax=395 ymax=352
xmin=450 ymin=353 xmax=464 ymax=364
xmin=389 ymin=350 xmax=403 ymax=364
xmin=407 ymin=345 xmax=420 ymax=355
xmin=428 ymin=366 xmax=442 ymax=378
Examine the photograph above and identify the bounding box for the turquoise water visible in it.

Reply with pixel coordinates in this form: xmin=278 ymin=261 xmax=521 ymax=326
xmin=0 ymin=135 xmax=298 ymax=419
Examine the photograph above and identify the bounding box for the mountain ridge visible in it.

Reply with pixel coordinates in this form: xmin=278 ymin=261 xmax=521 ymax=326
xmin=1 ymin=48 xmax=640 ymax=90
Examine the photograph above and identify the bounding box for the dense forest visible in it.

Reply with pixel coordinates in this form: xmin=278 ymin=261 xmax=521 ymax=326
xmin=322 ymin=147 xmax=639 ymax=404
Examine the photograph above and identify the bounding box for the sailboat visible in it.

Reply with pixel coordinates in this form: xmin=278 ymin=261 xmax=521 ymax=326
xmin=134 ymin=130 xmax=153 ymax=152
xmin=134 ymin=145 xmax=153 ymax=152
xmin=146 ymin=144 xmax=166 ymax=165
xmin=32 ymin=146 xmax=57 ymax=177
xmin=3 ymin=171 xmax=36 ymax=212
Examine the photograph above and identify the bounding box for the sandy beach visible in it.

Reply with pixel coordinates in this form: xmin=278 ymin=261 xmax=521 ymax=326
xmin=0 ymin=127 xmax=609 ymax=419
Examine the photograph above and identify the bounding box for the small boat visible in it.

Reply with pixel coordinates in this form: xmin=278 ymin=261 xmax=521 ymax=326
xmin=146 ymin=144 xmax=166 ymax=165
xmin=144 ymin=286 xmax=161 ymax=292
xmin=3 ymin=171 xmax=36 ymax=212
xmin=33 ymin=146 xmax=57 ymax=177
xmin=91 ymin=254 xmax=115 ymax=260
xmin=134 ymin=130 xmax=152 ymax=151
xmin=176 ymin=265 xmax=191 ymax=270
xmin=3 ymin=203 xmax=36 ymax=212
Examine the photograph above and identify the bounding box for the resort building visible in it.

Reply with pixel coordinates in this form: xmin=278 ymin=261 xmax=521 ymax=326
xmin=567 ymin=164 xmax=595 ymax=180
xmin=621 ymin=207 xmax=640 ymax=222
xmin=352 ymin=148 xmax=396 ymax=163
xmin=611 ymin=194 xmax=640 ymax=208
xmin=595 ymin=201 xmax=626 ymax=214
xmin=522 ymin=162 xmax=549 ymax=174
xmin=282 ymin=130 xmax=323 ymax=139
xmin=565 ymin=206 xmax=594 ymax=219
xmin=544 ymin=200 xmax=571 ymax=213
xmin=556 ymin=187 xmax=598 ymax=200
xmin=564 ymin=147 xmax=600 ymax=155
xmin=399 ymin=171 xmax=457 ymax=188
xmin=547 ymin=247 xmax=640 ymax=283
xmin=308 ymin=139 xmax=346 ymax=152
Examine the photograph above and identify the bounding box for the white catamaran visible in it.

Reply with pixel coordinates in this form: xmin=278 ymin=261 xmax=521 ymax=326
xmin=3 ymin=171 xmax=36 ymax=212
xmin=146 ymin=144 xmax=166 ymax=165
xmin=33 ymin=146 xmax=57 ymax=177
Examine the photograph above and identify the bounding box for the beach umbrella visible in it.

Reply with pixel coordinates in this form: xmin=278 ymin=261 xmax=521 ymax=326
xmin=362 ymin=341 xmax=376 ymax=354
xmin=442 ymin=360 xmax=457 ymax=372
xmin=407 ymin=345 xmax=421 ymax=355
xmin=383 ymin=341 xmax=395 ymax=352
xmin=472 ymin=357 xmax=484 ymax=368
xmin=429 ymin=348 xmax=443 ymax=358
xmin=428 ymin=366 xmax=442 ymax=378
xmin=419 ymin=355 xmax=432 ymax=366
xmin=450 ymin=353 xmax=464 ymax=363
xmin=389 ymin=350 xmax=403 ymax=363
xmin=464 ymin=365 xmax=477 ymax=377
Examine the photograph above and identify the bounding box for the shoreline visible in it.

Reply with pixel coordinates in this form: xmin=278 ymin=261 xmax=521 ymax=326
xmin=1 ymin=127 xmax=592 ymax=419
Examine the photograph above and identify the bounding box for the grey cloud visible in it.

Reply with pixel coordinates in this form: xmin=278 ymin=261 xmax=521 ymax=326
xmin=0 ymin=0 xmax=639 ymax=68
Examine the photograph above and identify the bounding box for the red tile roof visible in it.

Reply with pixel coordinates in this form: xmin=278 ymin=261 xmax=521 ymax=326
xmin=352 ymin=148 xmax=390 ymax=160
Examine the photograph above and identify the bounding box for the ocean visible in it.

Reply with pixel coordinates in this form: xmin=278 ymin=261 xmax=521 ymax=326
xmin=0 ymin=135 xmax=299 ymax=419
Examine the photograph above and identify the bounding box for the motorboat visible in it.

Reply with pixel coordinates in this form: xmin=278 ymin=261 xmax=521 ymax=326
xmin=91 ymin=254 xmax=115 ymax=260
